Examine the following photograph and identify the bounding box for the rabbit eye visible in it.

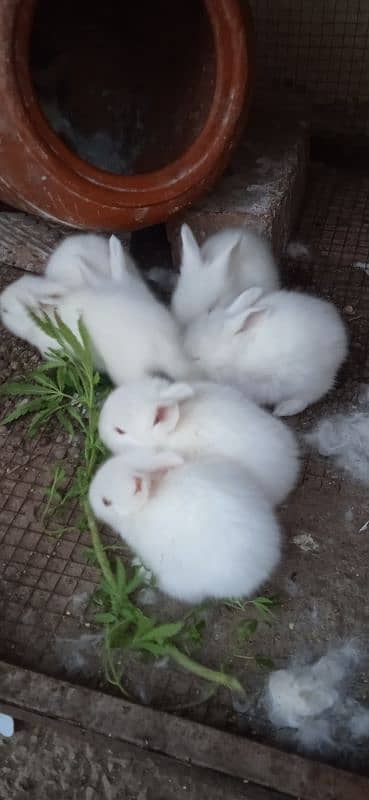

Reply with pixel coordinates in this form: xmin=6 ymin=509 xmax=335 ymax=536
xmin=115 ymin=426 xmax=125 ymax=435
xmin=134 ymin=477 xmax=143 ymax=495
xmin=102 ymin=496 xmax=112 ymax=507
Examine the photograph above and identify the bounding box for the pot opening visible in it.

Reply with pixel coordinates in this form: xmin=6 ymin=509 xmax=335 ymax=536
xmin=29 ymin=0 xmax=216 ymax=176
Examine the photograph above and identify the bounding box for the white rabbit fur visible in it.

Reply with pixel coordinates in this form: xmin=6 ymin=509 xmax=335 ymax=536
xmin=184 ymin=287 xmax=348 ymax=417
xmin=0 ymin=274 xmax=69 ymax=354
xmin=1 ymin=270 xmax=192 ymax=383
xmin=171 ymin=224 xmax=280 ymax=325
xmin=55 ymin=282 xmax=193 ymax=384
xmin=89 ymin=450 xmax=281 ymax=603
xmin=46 ymin=233 xmax=140 ymax=288
xmin=98 ymin=378 xmax=299 ymax=505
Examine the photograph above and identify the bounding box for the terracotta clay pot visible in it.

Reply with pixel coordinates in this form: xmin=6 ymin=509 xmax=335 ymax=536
xmin=0 ymin=0 xmax=252 ymax=230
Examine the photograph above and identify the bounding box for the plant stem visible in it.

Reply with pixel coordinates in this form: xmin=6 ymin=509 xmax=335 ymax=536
xmin=84 ymin=501 xmax=116 ymax=592
xmin=164 ymin=644 xmax=245 ymax=696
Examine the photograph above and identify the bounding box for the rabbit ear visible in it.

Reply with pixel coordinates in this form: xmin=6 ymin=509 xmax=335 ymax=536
xmin=209 ymin=231 xmax=242 ymax=272
xmin=159 ymin=382 xmax=195 ymax=404
xmin=226 ymin=305 xmax=267 ymax=336
xmin=153 ymin=402 xmax=180 ymax=433
xmin=180 ymin=224 xmax=201 ymax=270
xmin=143 ymin=450 xmax=184 ymax=473
xmin=109 ymin=235 xmax=130 ymax=282
xmin=226 ymin=287 xmax=265 ymax=317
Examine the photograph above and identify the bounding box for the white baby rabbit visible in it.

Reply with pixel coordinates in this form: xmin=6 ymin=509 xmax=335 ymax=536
xmin=99 ymin=378 xmax=299 ymax=505
xmin=46 ymin=233 xmax=139 ymax=288
xmin=1 ymin=268 xmax=192 ymax=384
xmin=184 ymin=287 xmax=348 ymax=417
xmin=0 ymin=274 xmax=69 ymax=354
xmin=89 ymin=449 xmax=281 ymax=603
xmin=171 ymin=223 xmax=280 ymax=325
xmin=54 ymin=281 xmax=194 ymax=384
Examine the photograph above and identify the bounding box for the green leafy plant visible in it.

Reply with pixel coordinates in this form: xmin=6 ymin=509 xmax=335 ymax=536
xmin=0 ymin=313 xmax=109 ymax=530
xmin=85 ymin=502 xmax=245 ymax=696
xmin=0 ymin=313 xmax=246 ymax=697
xmin=225 ymin=595 xmax=279 ymax=670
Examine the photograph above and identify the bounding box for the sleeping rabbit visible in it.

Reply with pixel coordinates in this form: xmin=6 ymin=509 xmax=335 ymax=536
xmin=1 ymin=267 xmax=193 ymax=383
xmin=98 ymin=378 xmax=299 ymax=505
xmin=89 ymin=448 xmax=281 ymax=603
xmin=184 ymin=287 xmax=348 ymax=417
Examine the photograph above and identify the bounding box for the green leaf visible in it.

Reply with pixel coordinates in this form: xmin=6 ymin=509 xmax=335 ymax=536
xmin=58 ymin=411 xmax=75 ymax=437
xmin=56 ymin=366 xmax=67 ymax=390
xmin=54 ymin=313 xmax=86 ymax=362
xmin=28 ymin=407 xmax=56 ymax=436
xmin=0 ymin=382 xmax=49 ymax=397
xmin=31 ymin=372 xmax=58 ymax=391
xmin=251 ymin=596 xmax=279 ymax=618
xmin=125 ymin=569 xmax=145 ymax=595
xmin=140 ymin=621 xmax=184 ymax=644
xmin=115 ymin=558 xmax=127 ymax=591
xmin=1 ymin=398 xmax=47 ymax=426
xmin=95 ymin=612 xmax=117 ymax=624
xmin=67 ymin=405 xmax=85 ymax=428
xmin=137 ymin=642 xmax=165 ymax=657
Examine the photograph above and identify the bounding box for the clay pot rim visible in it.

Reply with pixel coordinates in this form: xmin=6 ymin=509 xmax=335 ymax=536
xmin=14 ymin=0 xmax=248 ymax=209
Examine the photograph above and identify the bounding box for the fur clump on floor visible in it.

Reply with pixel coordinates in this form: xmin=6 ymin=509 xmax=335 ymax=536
xmin=306 ymin=389 xmax=369 ymax=484
xmin=265 ymin=642 xmax=369 ymax=755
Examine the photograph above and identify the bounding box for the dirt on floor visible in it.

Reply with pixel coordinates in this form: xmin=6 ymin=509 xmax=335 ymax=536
xmin=0 ymin=718 xmax=286 ymax=800
xmin=1 ymin=163 xmax=369 ymax=774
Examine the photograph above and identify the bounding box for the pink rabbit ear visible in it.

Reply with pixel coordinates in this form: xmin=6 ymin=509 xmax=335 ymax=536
xmin=226 ymin=306 xmax=267 ymax=336
xmin=153 ymin=402 xmax=180 ymax=434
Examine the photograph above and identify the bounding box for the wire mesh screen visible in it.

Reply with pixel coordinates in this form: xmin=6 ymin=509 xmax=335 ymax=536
xmin=248 ymin=0 xmax=369 ymax=139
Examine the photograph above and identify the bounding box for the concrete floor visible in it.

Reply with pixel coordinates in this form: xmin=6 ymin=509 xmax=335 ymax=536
xmin=0 ymin=719 xmax=286 ymax=800
xmin=1 ymin=163 xmax=369 ymax=777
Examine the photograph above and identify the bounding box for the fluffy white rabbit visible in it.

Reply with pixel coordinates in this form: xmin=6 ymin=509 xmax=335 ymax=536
xmin=89 ymin=449 xmax=281 ymax=603
xmin=1 ymin=270 xmax=193 ymax=383
xmin=0 ymin=274 xmax=69 ymax=354
xmin=98 ymin=378 xmax=299 ymax=505
xmin=171 ymin=224 xmax=280 ymax=325
xmin=184 ymin=287 xmax=348 ymax=417
xmin=46 ymin=233 xmax=140 ymax=288
xmin=56 ymin=281 xmax=193 ymax=384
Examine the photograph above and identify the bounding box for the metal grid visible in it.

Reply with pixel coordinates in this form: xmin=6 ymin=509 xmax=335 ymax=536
xmin=1 ymin=168 xmax=369 ymax=746
xmin=248 ymin=0 xmax=369 ymax=138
